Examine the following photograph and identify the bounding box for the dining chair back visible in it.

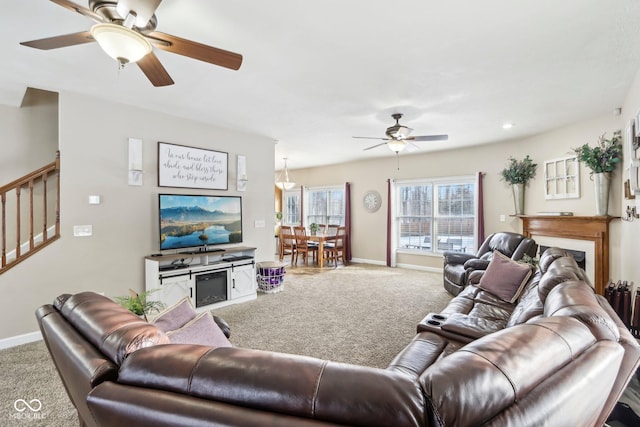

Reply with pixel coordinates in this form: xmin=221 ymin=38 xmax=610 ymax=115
xmin=279 ymin=226 xmax=295 ymax=263
xmin=326 ymin=226 xmax=347 ymax=266
xmin=293 ymin=226 xmax=317 ymax=265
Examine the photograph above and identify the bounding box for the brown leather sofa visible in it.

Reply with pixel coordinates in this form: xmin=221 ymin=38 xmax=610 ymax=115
xmin=36 ymin=247 xmax=639 ymax=427
xmin=443 ymin=231 xmax=538 ymax=296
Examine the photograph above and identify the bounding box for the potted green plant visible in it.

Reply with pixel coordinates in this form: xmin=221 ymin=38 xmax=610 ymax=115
xmin=573 ymin=130 xmax=622 ymax=215
xmin=500 ymin=155 xmax=537 ymax=215
xmin=114 ymin=289 xmax=165 ymax=322
xmin=309 ymin=223 xmax=320 ymax=235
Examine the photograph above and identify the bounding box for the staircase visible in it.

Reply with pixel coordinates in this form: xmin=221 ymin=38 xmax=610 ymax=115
xmin=1 ymin=152 xmax=60 ymax=274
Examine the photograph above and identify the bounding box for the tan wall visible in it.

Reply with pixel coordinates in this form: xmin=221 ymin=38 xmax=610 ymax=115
xmin=620 ymin=69 xmax=640 ymax=293
xmin=288 ymin=112 xmax=624 ymax=272
xmin=0 ymin=91 xmax=275 ymax=341
xmin=0 ymin=88 xmax=58 ymax=182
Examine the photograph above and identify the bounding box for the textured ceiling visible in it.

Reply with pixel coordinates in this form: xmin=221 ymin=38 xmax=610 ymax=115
xmin=2 ymin=0 xmax=640 ymax=170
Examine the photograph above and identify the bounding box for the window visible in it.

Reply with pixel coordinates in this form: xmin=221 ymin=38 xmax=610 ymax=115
xmin=307 ymin=187 xmax=345 ymax=225
xmin=282 ymin=186 xmax=345 ymax=226
xmin=396 ymin=177 xmax=476 ymax=255
xmin=283 ymin=190 xmax=301 ymax=225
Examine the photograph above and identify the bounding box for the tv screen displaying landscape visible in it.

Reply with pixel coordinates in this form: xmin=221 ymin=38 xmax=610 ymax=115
xmin=159 ymin=194 xmax=243 ymax=251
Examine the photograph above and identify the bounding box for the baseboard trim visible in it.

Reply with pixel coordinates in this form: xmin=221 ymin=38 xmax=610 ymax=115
xmin=0 ymin=331 xmax=42 ymax=350
xmin=350 ymin=258 xmax=442 ymax=274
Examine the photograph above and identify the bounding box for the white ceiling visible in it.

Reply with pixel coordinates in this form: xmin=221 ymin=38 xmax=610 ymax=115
xmin=2 ymin=1 xmax=640 ymax=170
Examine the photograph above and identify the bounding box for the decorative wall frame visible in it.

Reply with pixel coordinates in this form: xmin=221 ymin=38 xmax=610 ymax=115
xmin=544 ymin=155 xmax=580 ymax=200
xmin=627 ymin=118 xmax=640 ymax=195
xmin=157 ymin=142 xmax=228 ymax=190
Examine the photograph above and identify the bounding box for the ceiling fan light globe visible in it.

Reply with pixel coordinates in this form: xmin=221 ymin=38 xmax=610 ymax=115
xmin=387 ymin=139 xmax=407 ymax=153
xmin=90 ymin=23 xmax=152 ymax=64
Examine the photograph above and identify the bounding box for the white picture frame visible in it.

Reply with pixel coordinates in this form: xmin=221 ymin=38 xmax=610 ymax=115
xmin=544 ymin=155 xmax=580 ymax=200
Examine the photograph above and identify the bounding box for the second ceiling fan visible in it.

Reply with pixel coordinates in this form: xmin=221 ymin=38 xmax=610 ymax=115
xmin=20 ymin=0 xmax=243 ymax=87
xmin=353 ymin=113 xmax=448 ymax=153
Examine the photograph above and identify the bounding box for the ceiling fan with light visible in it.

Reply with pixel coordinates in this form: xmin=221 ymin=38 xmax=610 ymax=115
xmin=353 ymin=113 xmax=448 ymax=153
xmin=20 ymin=0 xmax=243 ymax=87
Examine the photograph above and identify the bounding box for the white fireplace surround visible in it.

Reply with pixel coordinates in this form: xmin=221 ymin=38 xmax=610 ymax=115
xmin=533 ymin=236 xmax=595 ymax=285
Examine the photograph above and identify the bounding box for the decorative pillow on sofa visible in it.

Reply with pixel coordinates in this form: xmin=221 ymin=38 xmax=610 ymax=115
xmin=152 ymin=297 xmax=197 ymax=333
xmin=478 ymin=251 xmax=533 ymax=303
xmin=166 ymin=312 xmax=232 ymax=348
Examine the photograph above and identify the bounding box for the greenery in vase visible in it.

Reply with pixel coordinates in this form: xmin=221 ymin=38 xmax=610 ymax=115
xmin=309 ymin=223 xmax=320 ymax=234
xmin=500 ymin=155 xmax=537 ymax=185
xmin=572 ymin=130 xmax=622 ymax=174
xmin=114 ymin=289 xmax=165 ymax=321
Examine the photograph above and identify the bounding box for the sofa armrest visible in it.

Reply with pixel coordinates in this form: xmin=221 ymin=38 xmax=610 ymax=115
xmin=443 ymin=251 xmax=476 ymax=265
xmin=212 ymin=315 xmax=231 ymax=338
xmin=439 ymin=313 xmax=504 ymax=339
xmin=463 ymin=258 xmax=490 ymax=271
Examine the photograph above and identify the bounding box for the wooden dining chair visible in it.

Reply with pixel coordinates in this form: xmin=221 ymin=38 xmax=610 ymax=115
xmin=325 ymin=226 xmax=347 ymax=266
xmin=293 ymin=226 xmax=317 ymax=265
xmin=279 ymin=226 xmax=296 ymax=264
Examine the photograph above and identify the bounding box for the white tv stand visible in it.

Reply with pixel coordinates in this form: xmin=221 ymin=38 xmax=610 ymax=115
xmin=145 ymin=246 xmax=257 ymax=312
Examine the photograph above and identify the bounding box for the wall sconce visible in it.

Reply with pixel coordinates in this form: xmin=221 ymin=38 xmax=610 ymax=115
xmin=622 ymin=205 xmax=640 ymax=222
xmin=128 ymin=137 xmax=143 ymax=186
xmin=237 ymin=155 xmax=248 ymax=192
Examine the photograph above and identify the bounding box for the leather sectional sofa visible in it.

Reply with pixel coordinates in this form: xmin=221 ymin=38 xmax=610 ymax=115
xmin=36 ymin=247 xmax=639 ymax=427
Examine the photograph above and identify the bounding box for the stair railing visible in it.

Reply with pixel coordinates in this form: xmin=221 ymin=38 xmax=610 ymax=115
xmin=1 ymin=151 xmax=60 ymax=274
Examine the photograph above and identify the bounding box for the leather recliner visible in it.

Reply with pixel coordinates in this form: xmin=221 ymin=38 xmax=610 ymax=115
xmin=443 ymin=232 xmax=538 ymax=296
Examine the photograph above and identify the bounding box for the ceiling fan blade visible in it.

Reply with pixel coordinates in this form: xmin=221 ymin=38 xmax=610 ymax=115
xmin=20 ymin=31 xmax=94 ymax=50
xmin=137 ymin=51 xmax=174 ymax=87
xmin=408 ymin=134 xmax=449 ymax=142
xmin=50 ymin=0 xmax=106 ymax=23
xmin=147 ymin=31 xmax=242 ymax=70
xmin=352 ymin=136 xmax=390 ymax=141
xmin=363 ymin=142 xmax=388 ymax=151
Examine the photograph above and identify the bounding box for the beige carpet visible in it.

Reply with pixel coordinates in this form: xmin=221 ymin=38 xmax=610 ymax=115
xmin=0 ymin=263 xmax=448 ymax=425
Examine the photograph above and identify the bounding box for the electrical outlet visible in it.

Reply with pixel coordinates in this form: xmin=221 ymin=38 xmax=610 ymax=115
xmin=499 ymin=214 xmax=506 ymax=222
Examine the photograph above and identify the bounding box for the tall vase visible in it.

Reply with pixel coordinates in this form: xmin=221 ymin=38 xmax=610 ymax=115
xmin=512 ymin=183 xmax=525 ymax=215
xmin=593 ymin=172 xmax=611 ymax=216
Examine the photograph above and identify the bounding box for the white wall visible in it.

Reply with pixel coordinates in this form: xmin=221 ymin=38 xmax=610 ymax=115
xmin=0 ymin=91 xmax=275 ymax=341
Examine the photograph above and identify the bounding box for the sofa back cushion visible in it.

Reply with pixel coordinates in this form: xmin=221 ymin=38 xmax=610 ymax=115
xmin=420 ymin=317 xmax=622 ymax=427
xmin=537 ymin=256 xmax=582 ymax=303
xmin=538 ymin=247 xmax=569 ymax=273
xmin=59 ymin=292 xmax=170 ymax=365
xmin=544 ymin=281 xmax=620 ymax=342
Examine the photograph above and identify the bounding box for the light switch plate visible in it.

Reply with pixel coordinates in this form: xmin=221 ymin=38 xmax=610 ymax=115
xmin=254 ymin=220 xmax=266 ymax=228
xmin=73 ymin=225 xmax=93 ymax=237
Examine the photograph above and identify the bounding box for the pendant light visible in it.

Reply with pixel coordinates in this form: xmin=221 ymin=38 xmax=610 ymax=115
xmin=275 ymin=158 xmax=296 ymax=190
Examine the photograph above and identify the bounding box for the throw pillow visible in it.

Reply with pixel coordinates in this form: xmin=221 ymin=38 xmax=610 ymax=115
xmin=478 ymin=251 xmax=533 ymax=303
xmin=166 ymin=312 xmax=233 ymax=348
xmin=152 ymin=297 xmax=197 ymax=332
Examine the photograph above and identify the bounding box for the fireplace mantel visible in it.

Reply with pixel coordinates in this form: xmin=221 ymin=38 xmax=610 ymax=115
xmin=519 ymin=215 xmax=618 ymax=296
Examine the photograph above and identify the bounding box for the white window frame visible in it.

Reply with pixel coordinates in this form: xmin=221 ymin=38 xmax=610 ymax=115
xmin=282 ymin=185 xmax=346 ymax=227
xmin=305 ymin=185 xmax=346 ymax=226
xmin=282 ymin=189 xmax=301 ymax=226
xmin=395 ymin=176 xmax=477 ymax=256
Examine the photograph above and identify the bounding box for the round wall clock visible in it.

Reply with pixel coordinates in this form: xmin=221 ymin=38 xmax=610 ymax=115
xmin=363 ymin=190 xmax=382 ymax=212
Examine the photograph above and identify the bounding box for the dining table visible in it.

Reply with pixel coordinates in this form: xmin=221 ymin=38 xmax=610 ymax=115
xmin=281 ymin=233 xmax=337 ymax=268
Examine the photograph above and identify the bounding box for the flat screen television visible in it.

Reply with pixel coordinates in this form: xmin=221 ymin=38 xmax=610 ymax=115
xmin=159 ymin=194 xmax=242 ymax=252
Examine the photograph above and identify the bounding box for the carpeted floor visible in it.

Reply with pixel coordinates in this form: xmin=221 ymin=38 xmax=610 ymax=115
xmin=0 ymin=263 xmax=449 ymax=425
